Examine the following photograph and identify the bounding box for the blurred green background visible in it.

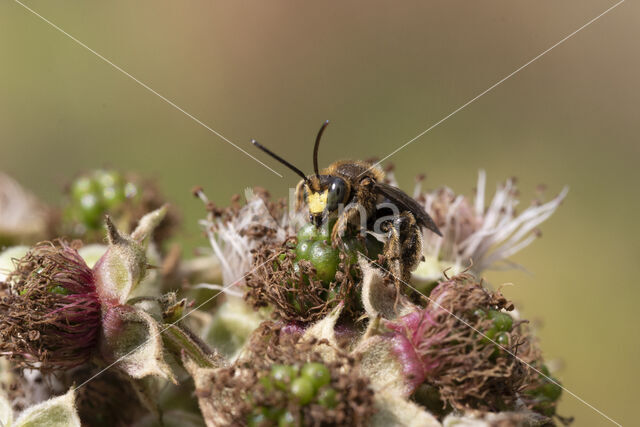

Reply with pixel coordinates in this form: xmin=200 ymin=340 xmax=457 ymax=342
xmin=1 ymin=1 xmax=637 ymax=424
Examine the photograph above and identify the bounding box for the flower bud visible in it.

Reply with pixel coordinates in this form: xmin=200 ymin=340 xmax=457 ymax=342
xmin=93 ymin=206 xmax=166 ymax=305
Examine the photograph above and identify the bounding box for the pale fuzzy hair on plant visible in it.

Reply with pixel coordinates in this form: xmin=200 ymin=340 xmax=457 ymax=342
xmin=197 ymin=187 xmax=305 ymax=288
xmin=0 ymin=387 xmax=80 ymax=427
xmin=414 ymin=170 xmax=568 ymax=280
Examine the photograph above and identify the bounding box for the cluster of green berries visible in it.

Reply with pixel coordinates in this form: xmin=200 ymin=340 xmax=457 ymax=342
xmin=68 ymin=170 xmax=138 ymax=229
xmin=248 ymin=362 xmax=338 ymax=426
xmin=526 ymin=365 xmax=563 ymax=416
xmin=294 ymin=219 xmax=383 ymax=285
xmin=474 ymin=308 xmax=513 ymax=350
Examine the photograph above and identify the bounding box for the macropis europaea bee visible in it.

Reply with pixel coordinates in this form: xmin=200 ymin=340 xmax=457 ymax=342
xmin=251 ymin=121 xmax=442 ymax=287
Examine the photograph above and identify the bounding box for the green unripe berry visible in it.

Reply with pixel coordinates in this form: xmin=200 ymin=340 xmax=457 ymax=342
xmin=480 ymin=326 xmax=497 ymax=343
xmin=309 ymin=241 xmax=340 ymax=284
xmin=296 ymin=240 xmax=313 ymax=261
xmin=495 ymin=332 xmax=509 ymax=347
xmin=71 ymin=176 xmax=99 ymax=201
xmin=301 ymin=363 xmax=331 ymax=390
xmin=249 ymin=406 xmax=282 ymax=424
xmin=270 ymin=365 xmax=297 ymax=390
xmin=101 ymin=185 xmax=126 ymax=208
xmin=317 ymin=387 xmax=338 ymax=408
xmin=534 ymin=401 xmax=556 ymax=417
xmin=259 ymin=376 xmax=274 ymax=393
xmin=94 ymin=170 xmax=122 ymax=188
xmin=488 ymin=310 xmax=513 ymax=332
xmin=49 ymin=284 xmax=70 ymax=295
xmin=247 ymin=409 xmax=267 ymax=427
xmin=540 ymin=381 xmax=562 ymax=401
xmin=290 ymin=377 xmax=315 ymax=405
xmin=473 ymin=308 xmax=486 ymax=319
xmin=297 ymin=223 xmax=318 ymax=243
xmin=265 ymin=407 xmax=284 ymax=421
xmin=78 ymin=193 xmax=104 ymax=228
xmin=318 ymin=218 xmax=337 ymax=242
xmin=540 ymin=364 xmax=551 ymax=377
xmin=278 ymin=411 xmax=296 ymax=427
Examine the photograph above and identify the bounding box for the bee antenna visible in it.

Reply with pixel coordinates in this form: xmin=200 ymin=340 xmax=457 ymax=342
xmin=251 ymin=139 xmax=309 ymax=183
xmin=313 ymin=120 xmax=330 ymax=177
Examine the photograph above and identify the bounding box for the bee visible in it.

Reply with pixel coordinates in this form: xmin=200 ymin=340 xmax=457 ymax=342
xmin=251 ymin=121 xmax=442 ymax=286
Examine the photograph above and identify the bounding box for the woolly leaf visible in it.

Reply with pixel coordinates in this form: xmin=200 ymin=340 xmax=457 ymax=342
xmin=0 ymin=391 xmax=12 ymax=427
xmin=355 ymin=333 xmax=420 ymax=397
xmin=182 ymin=357 xmax=231 ymax=427
xmin=371 ymin=389 xmax=440 ymax=427
xmin=100 ymin=305 xmax=176 ymax=383
xmin=443 ymin=409 xmax=551 ymax=426
xmin=13 ymin=388 xmax=81 ymax=427
xmin=302 ymin=302 xmax=343 ymax=361
xmin=359 ymin=257 xmax=417 ymax=320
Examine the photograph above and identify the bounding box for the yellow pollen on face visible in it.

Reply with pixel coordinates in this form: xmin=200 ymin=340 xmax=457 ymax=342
xmin=308 ymin=190 xmax=328 ymax=214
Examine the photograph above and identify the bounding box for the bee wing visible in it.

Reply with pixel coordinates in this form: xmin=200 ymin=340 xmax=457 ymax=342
xmin=373 ymin=182 xmax=442 ymax=236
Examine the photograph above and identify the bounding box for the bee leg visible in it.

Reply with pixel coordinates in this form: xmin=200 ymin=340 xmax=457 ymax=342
xmin=397 ymin=212 xmax=423 ymax=275
xmin=330 ymin=176 xmax=376 ymax=248
xmin=381 ymin=220 xmax=403 ymax=311
xmin=330 ymin=203 xmax=362 ymax=248
xmin=382 ymin=212 xmax=423 ymax=311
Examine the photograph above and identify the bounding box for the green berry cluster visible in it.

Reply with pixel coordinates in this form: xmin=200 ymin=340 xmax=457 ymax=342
xmin=248 ymin=362 xmax=338 ymax=426
xmin=294 ymin=219 xmax=383 ymax=285
xmin=475 ymin=308 xmax=513 ymax=350
xmin=68 ymin=170 xmax=137 ymax=230
xmin=526 ymin=365 xmax=563 ymax=417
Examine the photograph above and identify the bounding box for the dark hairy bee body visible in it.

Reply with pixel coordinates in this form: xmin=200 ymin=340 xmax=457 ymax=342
xmin=252 ymin=121 xmax=441 ymax=288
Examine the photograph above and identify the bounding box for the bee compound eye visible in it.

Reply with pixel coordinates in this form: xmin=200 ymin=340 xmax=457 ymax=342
xmin=330 ymin=178 xmax=346 ymax=198
xmin=327 ymin=178 xmax=346 ymax=210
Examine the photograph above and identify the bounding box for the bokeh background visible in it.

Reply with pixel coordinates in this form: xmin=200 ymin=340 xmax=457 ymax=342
xmin=1 ymin=1 xmax=637 ymax=424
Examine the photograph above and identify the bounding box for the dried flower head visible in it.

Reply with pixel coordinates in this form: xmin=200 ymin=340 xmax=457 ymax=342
xmin=0 ymin=241 xmax=100 ymax=370
xmin=193 ymin=321 xmax=375 ymax=426
xmin=197 ymin=187 xmax=304 ymax=288
xmin=411 ymin=171 xmax=567 ymax=283
xmin=386 ymin=274 xmax=541 ymax=414
xmin=244 ymin=238 xmax=361 ymax=323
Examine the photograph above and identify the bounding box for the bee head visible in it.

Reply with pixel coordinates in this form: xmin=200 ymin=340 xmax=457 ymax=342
xmin=305 ymin=175 xmax=349 ymax=227
xmin=252 ymin=120 xmax=346 ymax=227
